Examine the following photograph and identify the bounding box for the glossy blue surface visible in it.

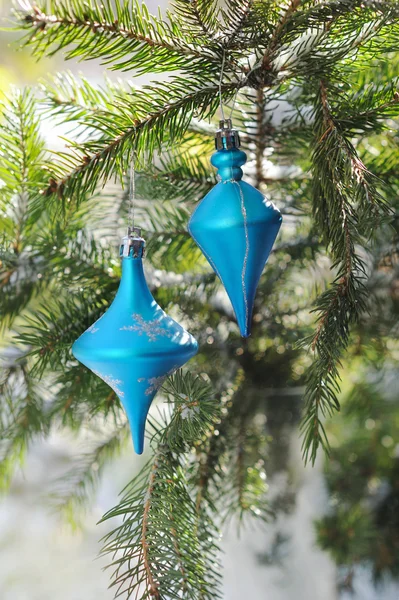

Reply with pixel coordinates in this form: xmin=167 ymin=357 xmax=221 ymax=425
xmin=188 ymin=147 xmax=282 ymax=337
xmin=72 ymin=256 xmax=198 ymax=454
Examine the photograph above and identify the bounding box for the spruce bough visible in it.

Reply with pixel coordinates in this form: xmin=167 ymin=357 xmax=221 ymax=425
xmin=1 ymin=1 xmax=399 ymax=597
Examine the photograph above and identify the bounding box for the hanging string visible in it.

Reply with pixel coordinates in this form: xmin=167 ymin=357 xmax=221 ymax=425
xmin=219 ymin=48 xmax=237 ymax=121
xmin=128 ymin=150 xmax=136 ymax=232
xmin=219 ymin=51 xmax=261 ymax=124
xmin=219 ymin=48 xmax=226 ymax=121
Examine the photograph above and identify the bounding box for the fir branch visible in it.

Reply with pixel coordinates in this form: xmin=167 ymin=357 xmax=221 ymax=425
xmin=187 ymin=371 xmax=270 ymax=526
xmin=40 ymin=79 xmax=240 ymax=201
xmin=0 ymin=87 xmax=46 ymax=205
xmin=101 ymin=373 xmax=223 ymax=600
xmin=17 ymin=0 xmax=213 ymax=73
xmin=103 ymin=448 xmax=217 ymax=600
xmin=140 ymin=454 xmax=161 ymax=600
xmin=161 ymin=371 xmax=220 ymax=451
xmin=51 ymin=365 xmax=123 ymax=427
xmin=0 ymin=88 xmax=46 ymax=234
xmin=180 ymin=0 xmax=211 ymax=35
xmin=16 ymin=291 xmax=111 ymax=378
xmin=300 ymin=79 xmax=391 ymax=464
xmin=261 ymin=0 xmax=302 ymax=73
xmin=40 ymin=75 xmax=214 ymax=201
xmin=251 ymin=1 xmax=399 ymax=84
xmin=172 ymin=0 xmax=220 ymax=38
xmin=338 ymin=83 xmax=399 ymax=133
xmin=0 ymin=88 xmax=49 ymax=328
xmin=0 ymin=365 xmax=48 ymax=491
xmin=190 ymin=1 xmax=210 ymax=34
xmin=39 ymin=73 xmax=133 ymax=134
xmin=220 ymin=0 xmax=254 ymax=45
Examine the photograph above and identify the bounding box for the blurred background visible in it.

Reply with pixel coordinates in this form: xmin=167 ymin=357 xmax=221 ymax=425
xmin=0 ymin=1 xmax=398 ymax=599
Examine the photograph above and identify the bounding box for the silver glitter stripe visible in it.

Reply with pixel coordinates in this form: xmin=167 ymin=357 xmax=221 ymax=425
xmin=93 ymin=370 xmax=124 ymax=397
xmin=138 ymin=365 xmax=179 ymax=396
xmin=226 ymin=148 xmax=249 ymax=330
xmin=233 ymin=180 xmax=249 ymax=328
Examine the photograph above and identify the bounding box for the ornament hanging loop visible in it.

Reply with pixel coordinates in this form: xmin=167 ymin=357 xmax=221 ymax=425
xmin=128 ymin=150 xmax=136 ymax=232
xmin=122 ymin=130 xmax=145 ymax=258
xmin=219 ymin=48 xmax=226 ymax=122
xmin=218 ymin=51 xmax=264 ymax=144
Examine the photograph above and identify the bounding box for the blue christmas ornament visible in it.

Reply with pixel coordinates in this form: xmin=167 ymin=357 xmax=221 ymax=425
xmin=72 ymin=228 xmax=198 ymax=454
xmin=188 ymin=119 xmax=282 ymax=337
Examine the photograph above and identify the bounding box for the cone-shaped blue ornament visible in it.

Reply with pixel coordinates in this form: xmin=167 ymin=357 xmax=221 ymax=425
xmin=72 ymin=228 xmax=198 ymax=454
xmin=188 ymin=119 xmax=282 ymax=337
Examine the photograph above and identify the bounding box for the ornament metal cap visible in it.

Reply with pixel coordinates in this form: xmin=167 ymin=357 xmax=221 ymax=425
xmin=120 ymin=226 xmax=145 ymax=259
xmin=215 ymin=119 xmax=241 ymax=150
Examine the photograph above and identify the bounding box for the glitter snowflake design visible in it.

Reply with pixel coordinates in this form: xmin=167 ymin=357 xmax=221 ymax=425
xmin=138 ymin=365 xmax=178 ymax=396
xmin=120 ymin=314 xmax=174 ymax=342
xmin=93 ymin=370 xmax=124 ymax=397
xmin=87 ymin=324 xmax=99 ymax=334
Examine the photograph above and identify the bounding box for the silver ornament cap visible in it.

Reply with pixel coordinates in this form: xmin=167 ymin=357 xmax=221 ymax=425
xmin=215 ymin=119 xmax=241 ymax=150
xmin=120 ymin=226 xmax=145 ymax=258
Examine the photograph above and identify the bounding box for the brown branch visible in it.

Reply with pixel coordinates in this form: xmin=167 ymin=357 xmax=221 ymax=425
xmin=169 ymin=513 xmax=188 ymax=594
xmin=311 ymin=81 xmax=354 ymax=353
xmin=311 ymin=289 xmax=341 ymax=353
xmin=262 ymin=0 xmax=302 ymax=72
xmin=319 ymin=80 xmax=354 ymax=276
xmin=194 ymin=428 xmax=223 ymax=515
xmin=319 ymin=80 xmax=376 ymax=201
xmin=25 ymin=7 xmax=205 ymax=59
xmin=195 ymin=451 xmax=210 ymax=514
xmin=141 ymin=456 xmax=160 ymax=600
xmin=190 ymin=0 xmax=210 ymax=35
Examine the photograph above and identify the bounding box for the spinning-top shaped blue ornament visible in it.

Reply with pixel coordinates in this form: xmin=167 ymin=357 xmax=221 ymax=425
xmin=72 ymin=228 xmax=198 ymax=454
xmin=188 ymin=119 xmax=282 ymax=337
